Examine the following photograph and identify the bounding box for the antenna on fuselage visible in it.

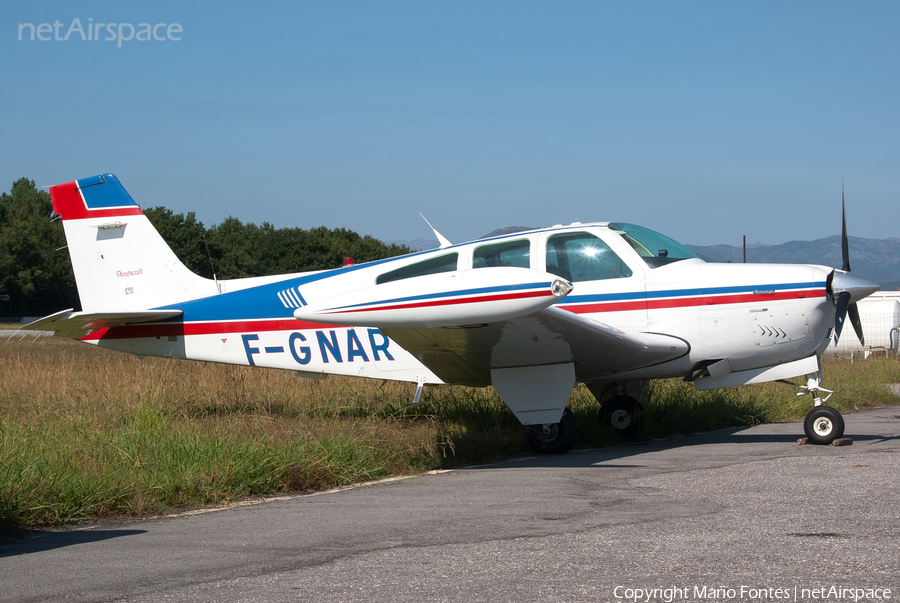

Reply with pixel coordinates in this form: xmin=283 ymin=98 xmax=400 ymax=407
xmin=202 ymin=233 xmax=221 ymax=293
xmin=419 ymin=213 xmax=452 ymax=249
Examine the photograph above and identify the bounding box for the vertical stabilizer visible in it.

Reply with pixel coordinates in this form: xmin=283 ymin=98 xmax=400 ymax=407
xmin=50 ymin=174 xmax=217 ymax=312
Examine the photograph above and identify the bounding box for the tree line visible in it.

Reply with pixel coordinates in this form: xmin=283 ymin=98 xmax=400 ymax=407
xmin=0 ymin=178 xmax=410 ymax=317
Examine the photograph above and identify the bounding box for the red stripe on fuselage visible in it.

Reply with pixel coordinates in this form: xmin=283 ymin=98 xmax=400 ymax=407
xmin=563 ymin=288 xmax=825 ymax=314
xmin=79 ymin=319 xmax=337 ymax=341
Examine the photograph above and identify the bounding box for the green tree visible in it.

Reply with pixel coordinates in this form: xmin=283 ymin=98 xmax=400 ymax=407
xmin=206 ymin=216 xmax=257 ymax=279
xmin=0 ymin=176 xmax=411 ymax=317
xmin=204 ymin=219 xmax=411 ymax=278
xmin=0 ymin=178 xmax=78 ymax=316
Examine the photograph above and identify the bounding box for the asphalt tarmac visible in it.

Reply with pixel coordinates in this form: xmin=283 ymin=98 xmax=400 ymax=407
xmin=3 ymin=406 xmax=899 ymax=603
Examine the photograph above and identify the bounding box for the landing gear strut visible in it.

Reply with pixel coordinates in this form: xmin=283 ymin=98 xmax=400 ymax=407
xmin=525 ymin=408 xmax=578 ymax=454
xmin=797 ymin=371 xmax=845 ymax=445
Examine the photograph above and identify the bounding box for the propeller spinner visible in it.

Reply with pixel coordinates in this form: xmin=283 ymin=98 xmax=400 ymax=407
xmin=828 ymin=184 xmax=880 ymax=345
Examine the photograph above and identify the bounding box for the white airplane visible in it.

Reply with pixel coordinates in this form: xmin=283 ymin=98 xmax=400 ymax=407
xmin=25 ymin=174 xmax=880 ymax=453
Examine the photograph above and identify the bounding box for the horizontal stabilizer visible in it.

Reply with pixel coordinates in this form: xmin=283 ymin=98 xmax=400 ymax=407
xmin=22 ymin=308 xmax=184 ymax=337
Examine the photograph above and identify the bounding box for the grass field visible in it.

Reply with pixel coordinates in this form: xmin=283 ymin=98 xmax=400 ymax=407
xmin=2 ymin=330 xmax=898 ymax=529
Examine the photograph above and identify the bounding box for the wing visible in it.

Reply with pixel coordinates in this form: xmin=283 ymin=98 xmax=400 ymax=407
xmin=382 ymin=305 xmax=689 ymax=386
xmin=291 ymin=267 xmax=687 ymax=387
xmin=22 ymin=309 xmax=185 ymax=338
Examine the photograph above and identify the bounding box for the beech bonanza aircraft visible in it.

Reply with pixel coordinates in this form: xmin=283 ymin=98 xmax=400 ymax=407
xmin=25 ymin=174 xmax=880 ymax=453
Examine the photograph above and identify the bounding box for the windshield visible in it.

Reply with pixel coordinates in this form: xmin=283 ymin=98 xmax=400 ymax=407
xmin=609 ymin=223 xmax=697 ymax=268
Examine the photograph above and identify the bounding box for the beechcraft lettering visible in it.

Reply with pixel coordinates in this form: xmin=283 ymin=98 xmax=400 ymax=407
xmin=25 ymin=173 xmax=881 ymax=454
xmin=241 ymin=328 xmax=394 ymax=366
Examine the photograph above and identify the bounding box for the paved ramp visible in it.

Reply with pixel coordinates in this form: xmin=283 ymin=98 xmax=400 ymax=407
xmin=2 ymin=406 xmax=899 ymax=603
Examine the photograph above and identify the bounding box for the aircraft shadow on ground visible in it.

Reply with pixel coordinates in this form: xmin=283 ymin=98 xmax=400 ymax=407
xmin=467 ymin=426 xmax=897 ymax=470
xmin=0 ymin=528 xmax=147 ymax=557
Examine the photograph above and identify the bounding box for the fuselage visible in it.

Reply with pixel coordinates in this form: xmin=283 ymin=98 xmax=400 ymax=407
xmin=81 ymin=221 xmax=836 ymax=387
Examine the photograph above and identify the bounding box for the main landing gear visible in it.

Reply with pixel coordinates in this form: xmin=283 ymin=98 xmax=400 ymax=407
xmin=587 ymin=380 xmax=647 ymax=441
xmin=525 ymin=408 xmax=578 ymax=454
xmin=520 ymin=377 xmax=648 ymax=455
xmin=599 ymin=395 xmax=644 ymax=440
xmin=796 ymin=372 xmax=845 ymax=445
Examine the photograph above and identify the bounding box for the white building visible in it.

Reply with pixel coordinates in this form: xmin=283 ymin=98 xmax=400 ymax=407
xmin=827 ymin=290 xmax=900 ymax=357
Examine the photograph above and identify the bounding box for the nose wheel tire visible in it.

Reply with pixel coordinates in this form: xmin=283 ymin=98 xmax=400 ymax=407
xmin=525 ymin=408 xmax=578 ymax=454
xmin=600 ymin=395 xmax=643 ymax=440
xmin=803 ymin=405 xmax=845 ymax=445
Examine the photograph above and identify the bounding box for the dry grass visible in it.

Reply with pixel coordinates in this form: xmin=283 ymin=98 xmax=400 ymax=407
xmin=2 ymin=332 xmax=897 ymax=528
xmin=0 ymin=336 xmax=445 ymax=527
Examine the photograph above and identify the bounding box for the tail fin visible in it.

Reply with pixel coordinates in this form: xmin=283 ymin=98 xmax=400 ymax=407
xmin=50 ymin=174 xmax=217 ymax=312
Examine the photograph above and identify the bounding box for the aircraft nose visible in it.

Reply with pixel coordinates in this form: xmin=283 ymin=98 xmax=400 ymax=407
xmin=829 ymin=270 xmax=880 ymax=304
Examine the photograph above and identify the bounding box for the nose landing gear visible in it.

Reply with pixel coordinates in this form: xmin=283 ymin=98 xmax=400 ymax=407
xmin=804 ymin=405 xmax=845 ymax=445
xmin=794 ymin=371 xmax=845 ymax=445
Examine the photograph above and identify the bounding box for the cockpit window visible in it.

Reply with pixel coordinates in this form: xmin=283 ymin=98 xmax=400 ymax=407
xmin=376 ymin=253 xmax=458 ymax=284
xmin=473 ymin=239 xmax=530 ymax=269
xmin=545 ymin=232 xmax=632 ymax=281
xmin=609 ymin=223 xmax=697 ymax=268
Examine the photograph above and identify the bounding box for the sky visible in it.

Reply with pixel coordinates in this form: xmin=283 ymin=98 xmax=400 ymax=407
xmin=2 ymin=1 xmax=898 ymax=247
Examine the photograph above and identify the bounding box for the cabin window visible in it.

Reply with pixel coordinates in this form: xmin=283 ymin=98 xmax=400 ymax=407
xmin=376 ymin=253 xmax=459 ymax=285
xmin=545 ymin=232 xmax=632 ymax=281
xmin=609 ymin=223 xmax=697 ymax=268
xmin=473 ymin=239 xmax=530 ymax=269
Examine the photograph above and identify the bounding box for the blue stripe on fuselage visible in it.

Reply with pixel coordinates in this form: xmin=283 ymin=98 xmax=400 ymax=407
xmin=153 ymin=253 xmax=430 ymax=322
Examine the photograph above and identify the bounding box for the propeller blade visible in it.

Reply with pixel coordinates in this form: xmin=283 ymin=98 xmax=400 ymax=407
xmin=841 ymin=181 xmax=851 ymax=272
xmin=834 ymin=291 xmax=850 ymax=345
xmin=848 ymin=302 xmax=865 ymax=345
xmin=831 ymin=184 xmax=876 ymax=347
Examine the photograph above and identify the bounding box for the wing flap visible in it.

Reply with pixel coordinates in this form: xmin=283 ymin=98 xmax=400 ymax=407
xmin=22 ymin=309 xmax=184 ymax=337
xmin=383 ymin=306 xmax=689 ymax=386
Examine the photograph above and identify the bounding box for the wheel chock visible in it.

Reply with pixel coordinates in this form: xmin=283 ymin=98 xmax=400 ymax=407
xmin=796 ymin=437 xmax=853 ymax=446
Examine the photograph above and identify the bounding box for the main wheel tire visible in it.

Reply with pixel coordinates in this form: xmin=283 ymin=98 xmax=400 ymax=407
xmin=803 ymin=405 xmax=845 ymax=445
xmin=600 ymin=395 xmax=643 ymax=440
xmin=525 ymin=408 xmax=578 ymax=454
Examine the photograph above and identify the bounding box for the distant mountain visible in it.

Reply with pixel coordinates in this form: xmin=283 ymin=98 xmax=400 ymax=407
xmin=687 ymin=236 xmax=900 ymax=291
xmin=480 ymin=226 xmax=536 ymax=239
xmin=392 ymin=227 xmax=535 ymax=251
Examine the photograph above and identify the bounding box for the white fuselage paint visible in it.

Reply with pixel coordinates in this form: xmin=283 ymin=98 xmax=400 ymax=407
xmin=81 ymin=224 xmax=835 ymax=388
